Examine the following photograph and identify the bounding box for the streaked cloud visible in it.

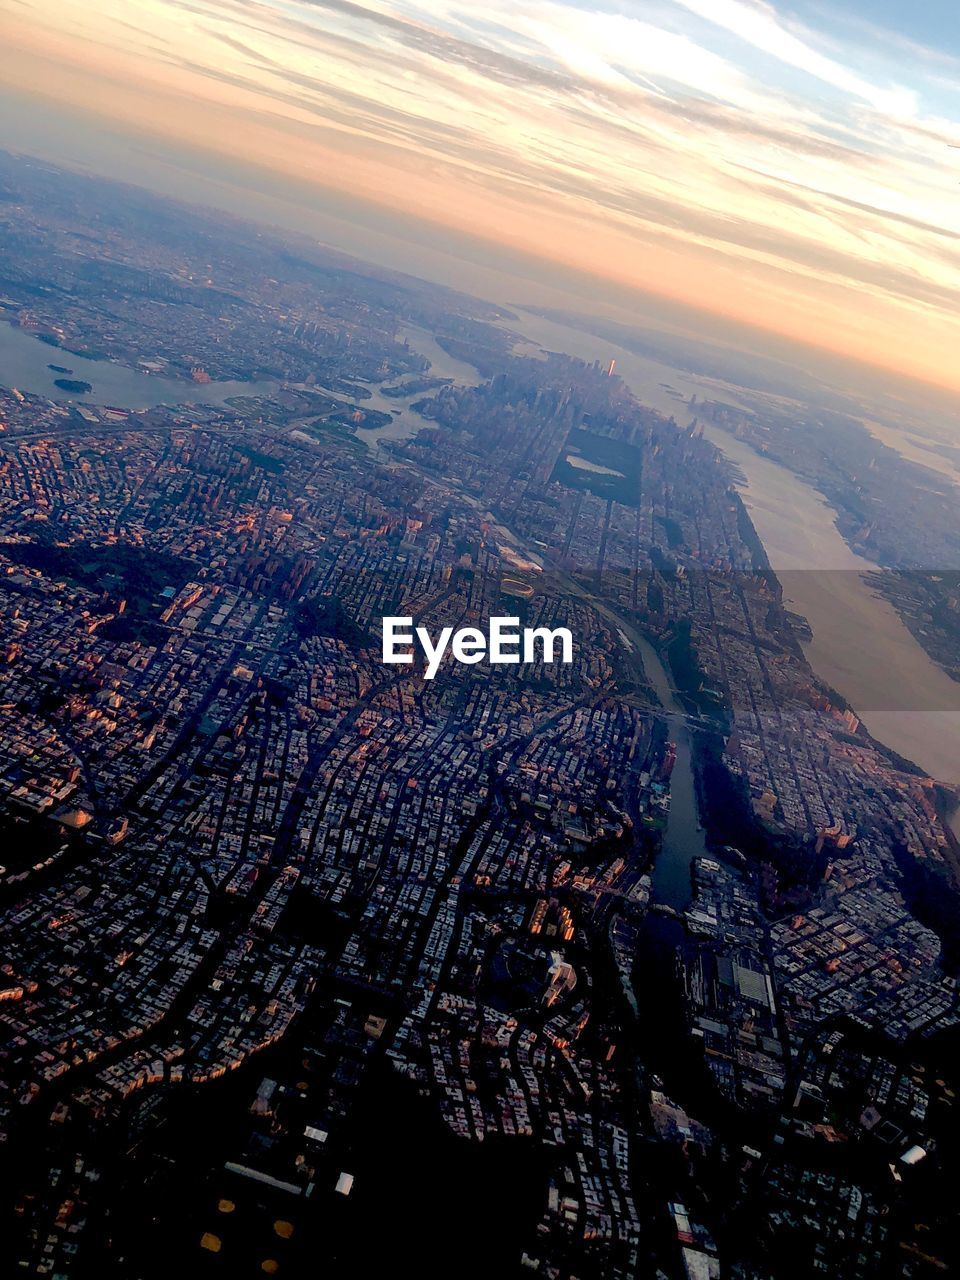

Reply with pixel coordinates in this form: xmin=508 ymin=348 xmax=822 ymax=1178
xmin=1 ymin=0 xmax=959 ymax=392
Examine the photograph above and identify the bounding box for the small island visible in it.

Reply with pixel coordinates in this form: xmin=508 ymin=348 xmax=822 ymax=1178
xmin=54 ymin=377 xmax=92 ymax=394
xmin=329 ymin=405 xmax=393 ymax=430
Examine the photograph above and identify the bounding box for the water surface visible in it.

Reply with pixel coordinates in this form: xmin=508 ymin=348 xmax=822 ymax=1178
xmin=0 ymin=318 xmax=275 ymax=408
xmin=509 ymin=310 xmax=960 ymax=785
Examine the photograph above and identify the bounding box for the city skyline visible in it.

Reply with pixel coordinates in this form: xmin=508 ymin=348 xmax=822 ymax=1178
xmin=2 ymin=0 xmax=960 ymax=396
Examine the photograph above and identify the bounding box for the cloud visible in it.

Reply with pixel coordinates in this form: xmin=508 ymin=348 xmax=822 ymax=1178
xmin=0 ymin=0 xmax=958 ymax=390
xmin=667 ymin=0 xmax=919 ymax=115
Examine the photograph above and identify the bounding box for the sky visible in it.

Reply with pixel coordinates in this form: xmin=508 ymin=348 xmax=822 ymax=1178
xmin=2 ymin=0 xmax=960 ymax=393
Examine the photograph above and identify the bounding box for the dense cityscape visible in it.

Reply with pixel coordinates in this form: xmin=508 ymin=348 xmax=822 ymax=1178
xmin=0 ymin=149 xmax=959 ymax=1280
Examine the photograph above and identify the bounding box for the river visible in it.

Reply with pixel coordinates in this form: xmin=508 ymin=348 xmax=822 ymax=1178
xmin=0 ymin=317 xmax=276 ymax=408
xmin=0 ymin=312 xmax=479 ymax=454
xmin=4 ymin=300 xmax=957 ymax=841
xmin=505 ymin=309 xmax=960 ymax=795
xmin=555 ymin=573 xmax=707 ymax=909
xmin=352 ymin=324 xmax=480 ymax=449
xmin=633 ymin=633 xmax=708 ymax=909
xmin=697 ymin=427 xmax=960 ymax=790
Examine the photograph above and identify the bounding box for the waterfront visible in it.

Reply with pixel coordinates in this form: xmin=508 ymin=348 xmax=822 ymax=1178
xmin=0 ymin=317 xmax=276 ymax=408
xmin=634 ymin=632 xmax=708 ymax=909
xmin=355 ymin=324 xmax=480 ymax=448
xmin=0 ymin=314 xmax=478 ymax=456
xmin=701 ymin=427 xmax=960 ymax=787
xmin=572 ymin=585 xmax=706 ymax=910
xmin=508 ymin=309 xmax=960 ymax=788
xmin=4 ymin=296 xmax=957 ymax=820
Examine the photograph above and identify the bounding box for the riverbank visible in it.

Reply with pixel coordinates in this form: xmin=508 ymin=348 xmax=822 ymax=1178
xmin=507 ymin=310 xmax=960 ymax=787
xmin=0 ymin=316 xmax=277 ymax=408
xmin=699 ymin=426 xmax=960 ymax=786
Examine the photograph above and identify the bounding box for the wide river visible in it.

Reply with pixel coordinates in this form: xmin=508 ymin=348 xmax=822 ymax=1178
xmin=506 ymin=311 xmax=960 ymax=812
xmin=0 ymin=312 xmax=487 ymax=464
xmin=0 ymin=317 xmax=277 ymax=408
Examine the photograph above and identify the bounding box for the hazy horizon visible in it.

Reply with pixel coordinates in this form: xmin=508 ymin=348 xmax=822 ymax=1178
xmin=2 ymin=0 xmax=960 ymax=402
